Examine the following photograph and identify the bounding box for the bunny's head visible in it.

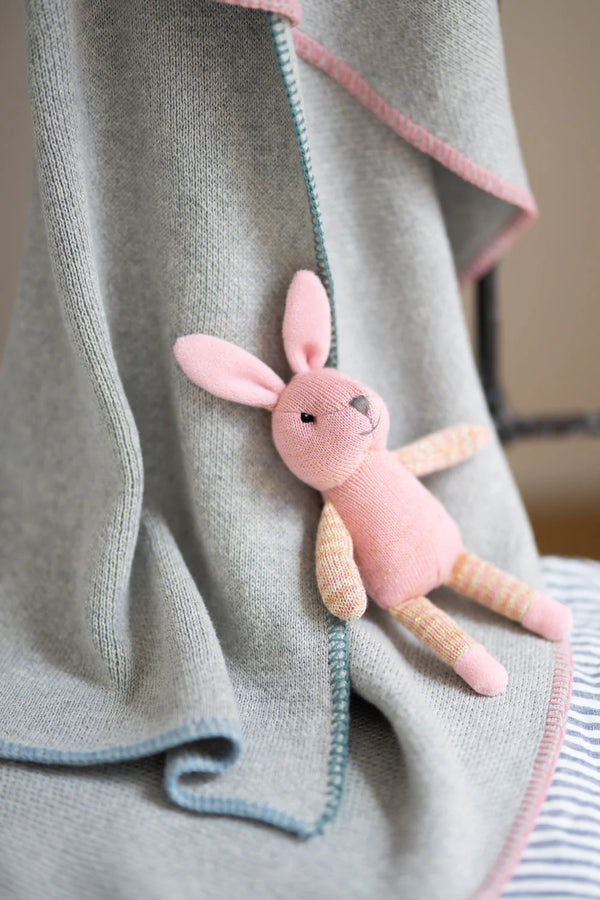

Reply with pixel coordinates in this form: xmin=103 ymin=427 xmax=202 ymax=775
xmin=174 ymin=271 xmax=389 ymax=491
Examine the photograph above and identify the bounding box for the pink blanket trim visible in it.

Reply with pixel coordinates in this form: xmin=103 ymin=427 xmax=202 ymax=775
xmin=292 ymin=29 xmax=539 ymax=284
xmin=458 ymin=208 xmax=533 ymax=288
xmin=473 ymin=640 xmax=574 ymax=899
xmin=207 ymin=0 xmax=301 ymax=27
xmin=203 ymin=7 xmax=536 ymax=281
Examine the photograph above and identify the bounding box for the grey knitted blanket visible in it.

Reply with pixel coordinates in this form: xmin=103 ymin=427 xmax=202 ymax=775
xmin=0 ymin=2 xmax=570 ymax=896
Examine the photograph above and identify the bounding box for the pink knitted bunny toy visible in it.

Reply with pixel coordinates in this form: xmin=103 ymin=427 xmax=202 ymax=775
xmin=174 ymin=271 xmax=571 ymax=696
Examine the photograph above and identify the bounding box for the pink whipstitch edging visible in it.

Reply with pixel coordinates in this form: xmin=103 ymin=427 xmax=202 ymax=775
xmin=458 ymin=208 xmax=533 ymax=287
xmin=473 ymin=640 xmax=573 ymax=900
xmin=292 ymin=30 xmax=538 ymax=283
xmin=208 ymin=0 xmax=301 ymax=27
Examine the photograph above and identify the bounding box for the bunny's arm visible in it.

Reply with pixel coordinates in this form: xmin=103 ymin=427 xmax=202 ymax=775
xmin=316 ymin=502 xmax=368 ymax=622
xmin=393 ymin=424 xmax=491 ymax=477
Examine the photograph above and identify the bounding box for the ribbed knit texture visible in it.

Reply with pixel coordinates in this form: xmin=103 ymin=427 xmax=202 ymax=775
xmin=396 ymin=424 xmax=491 ymax=477
xmin=450 ymin=551 xmax=541 ymax=622
xmin=448 ymin=551 xmax=573 ymax=642
xmin=316 ymin=501 xmax=367 ymax=621
xmin=390 ymin=595 xmax=475 ymax=667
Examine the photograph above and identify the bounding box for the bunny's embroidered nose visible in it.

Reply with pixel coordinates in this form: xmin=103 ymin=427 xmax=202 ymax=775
xmin=349 ymin=395 xmax=370 ymax=417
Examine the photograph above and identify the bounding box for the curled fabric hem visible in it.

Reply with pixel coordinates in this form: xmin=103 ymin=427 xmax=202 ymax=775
xmin=472 ymin=640 xmax=574 ymax=899
xmin=292 ymin=29 xmax=538 ymax=284
xmin=0 ymin=718 xmax=242 ymax=768
xmin=163 ymin=613 xmax=349 ymax=838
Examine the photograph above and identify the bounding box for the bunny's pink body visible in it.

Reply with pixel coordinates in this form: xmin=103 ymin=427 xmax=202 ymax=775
xmin=325 ymin=451 xmax=463 ymax=609
xmin=271 ymin=365 xmax=462 ymax=608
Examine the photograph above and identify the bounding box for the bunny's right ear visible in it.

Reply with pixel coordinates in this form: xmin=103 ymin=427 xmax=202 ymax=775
xmin=283 ymin=270 xmax=331 ymax=374
xmin=174 ymin=335 xmax=285 ymax=410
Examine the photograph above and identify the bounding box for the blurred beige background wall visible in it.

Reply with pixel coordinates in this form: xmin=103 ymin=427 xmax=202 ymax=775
xmin=1 ymin=0 xmax=599 ymax=554
xmin=490 ymin=1 xmax=600 ymax=555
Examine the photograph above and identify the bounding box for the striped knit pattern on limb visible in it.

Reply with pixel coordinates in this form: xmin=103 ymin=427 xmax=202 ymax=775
xmin=394 ymin=424 xmax=491 ymax=477
xmin=447 ymin=551 xmax=536 ymax=622
xmin=316 ymin=502 xmax=367 ymax=622
xmin=389 ymin=595 xmax=475 ymax=668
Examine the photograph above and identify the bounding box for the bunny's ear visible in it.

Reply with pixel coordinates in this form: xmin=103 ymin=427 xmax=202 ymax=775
xmin=283 ymin=270 xmax=332 ymax=374
xmin=174 ymin=335 xmax=285 ymax=410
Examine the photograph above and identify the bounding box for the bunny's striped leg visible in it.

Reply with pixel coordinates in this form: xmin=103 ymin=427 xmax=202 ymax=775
xmin=446 ymin=551 xmax=572 ymax=641
xmin=389 ymin=596 xmax=507 ymax=696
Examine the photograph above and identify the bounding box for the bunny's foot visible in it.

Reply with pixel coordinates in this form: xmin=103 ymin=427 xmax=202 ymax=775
xmin=454 ymin=644 xmax=508 ymax=697
xmin=389 ymin=595 xmax=507 ymax=696
xmin=521 ymin=594 xmax=573 ymax=641
xmin=447 ymin=551 xmax=572 ymax=642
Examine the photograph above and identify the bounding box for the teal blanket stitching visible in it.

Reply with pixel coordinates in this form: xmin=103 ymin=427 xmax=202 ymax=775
xmin=269 ymin=12 xmax=351 ymax=837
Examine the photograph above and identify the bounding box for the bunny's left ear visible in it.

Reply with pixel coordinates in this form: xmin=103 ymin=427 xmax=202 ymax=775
xmin=283 ymin=270 xmax=332 ymax=374
xmin=174 ymin=335 xmax=285 ymax=409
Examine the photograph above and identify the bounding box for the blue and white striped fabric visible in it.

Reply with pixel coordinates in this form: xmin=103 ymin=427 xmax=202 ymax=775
xmin=503 ymin=557 xmax=600 ymax=899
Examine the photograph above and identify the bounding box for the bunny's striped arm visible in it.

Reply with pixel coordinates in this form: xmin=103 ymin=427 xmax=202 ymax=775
xmin=316 ymin=502 xmax=368 ymax=622
xmin=393 ymin=424 xmax=491 ymax=477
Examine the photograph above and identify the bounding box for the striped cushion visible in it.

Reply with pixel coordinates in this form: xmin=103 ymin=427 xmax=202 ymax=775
xmin=504 ymin=557 xmax=600 ymax=898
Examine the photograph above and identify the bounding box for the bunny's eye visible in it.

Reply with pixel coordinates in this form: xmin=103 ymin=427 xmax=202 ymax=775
xmin=300 ymin=412 xmax=315 ymax=424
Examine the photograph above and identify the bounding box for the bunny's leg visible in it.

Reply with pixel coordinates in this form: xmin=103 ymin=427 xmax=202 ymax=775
xmin=389 ymin=596 xmax=507 ymax=696
xmin=446 ymin=551 xmax=572 ymax=641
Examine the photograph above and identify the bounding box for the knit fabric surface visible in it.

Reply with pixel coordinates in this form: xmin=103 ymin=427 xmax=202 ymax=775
xmin=0 ymin=1 xmax=580 ymax=896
